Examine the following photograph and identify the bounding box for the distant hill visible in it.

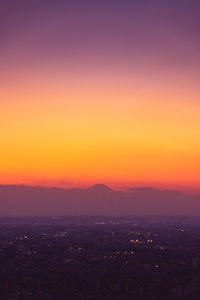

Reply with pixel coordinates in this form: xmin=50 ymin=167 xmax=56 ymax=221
xmin=87 ymin=184 xmax=114 ymax=193
xmin=0 ymin=184 xmax=199 ymax=216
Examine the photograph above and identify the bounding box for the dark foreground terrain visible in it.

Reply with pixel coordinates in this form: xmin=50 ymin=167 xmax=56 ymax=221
xmin=0 ymin=216 xmax=200 ymax=299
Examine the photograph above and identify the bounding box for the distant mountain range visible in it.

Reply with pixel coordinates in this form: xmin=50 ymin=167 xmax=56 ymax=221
xmin=0 ymin=184 xmax=200 ymax=216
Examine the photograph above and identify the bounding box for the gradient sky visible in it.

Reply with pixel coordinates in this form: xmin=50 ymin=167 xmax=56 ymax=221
xmin=1 ymin=0 xmax=200 ymax=191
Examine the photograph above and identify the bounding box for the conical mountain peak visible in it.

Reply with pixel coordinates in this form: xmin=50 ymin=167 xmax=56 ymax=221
xmin=88 ymin=184 xmax=113 ymax=192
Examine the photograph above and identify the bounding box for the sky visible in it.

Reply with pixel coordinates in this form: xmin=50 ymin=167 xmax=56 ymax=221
xmin=1 ymin=0 xmax=200 ymax=191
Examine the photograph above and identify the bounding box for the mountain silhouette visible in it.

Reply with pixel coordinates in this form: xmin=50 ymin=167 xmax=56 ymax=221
xmin=0 ymin=184 xmax=199 ymax=216
xmin=87 ymin=184 xmax=113 ymax=192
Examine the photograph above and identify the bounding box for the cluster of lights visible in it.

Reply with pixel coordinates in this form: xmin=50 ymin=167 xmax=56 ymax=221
xmin=17 ymin=235 xmax=28 ymax=241
xmin=130 ymin=239 xmax=152 ymax=244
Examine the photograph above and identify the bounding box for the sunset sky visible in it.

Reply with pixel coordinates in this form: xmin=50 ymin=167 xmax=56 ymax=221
xmin=1 ymin=0 xmax=200 ymax=191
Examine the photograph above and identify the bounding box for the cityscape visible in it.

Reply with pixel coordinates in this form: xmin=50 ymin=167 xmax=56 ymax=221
xmin=1 ymin=0 xmax=200 ymax=299
xmin=1 ymin=216 xmax=200 ymax=299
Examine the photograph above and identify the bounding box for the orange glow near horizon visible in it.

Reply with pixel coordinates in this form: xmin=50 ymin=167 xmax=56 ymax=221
xmin=1 ymin=0 xmax=200 ymax=192
xmin=1 ymin=69 xmax=200 ymax=191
